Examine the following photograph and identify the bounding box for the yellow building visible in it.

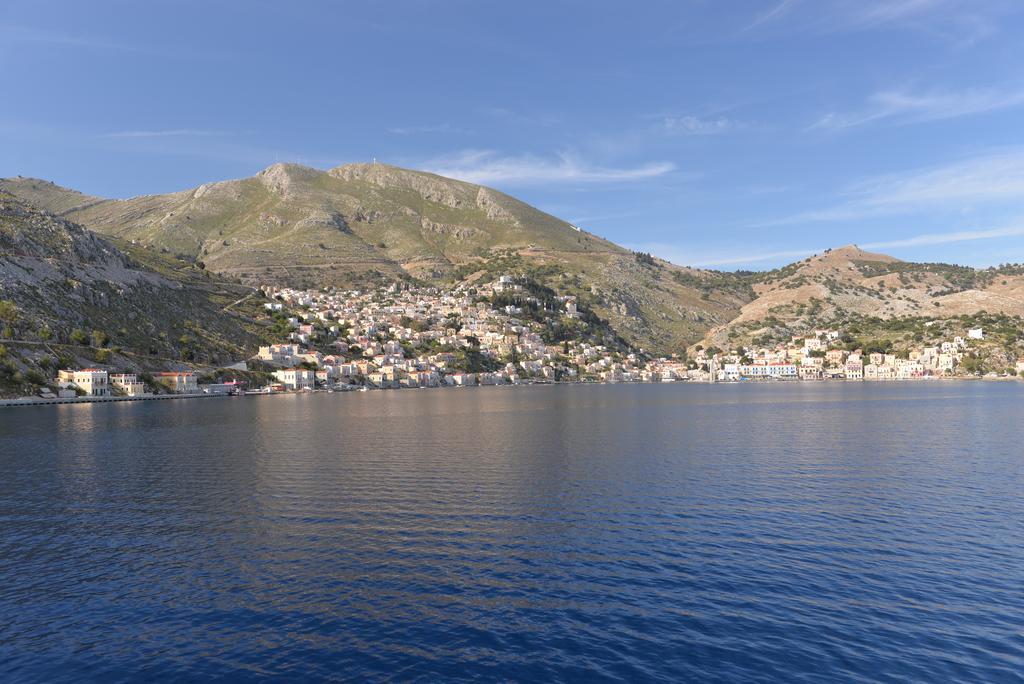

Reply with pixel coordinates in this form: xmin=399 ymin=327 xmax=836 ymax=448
xmin=110 ymin=373 xmax=148 ymax=397
xmin=154 ymin=372 xmax=199 ymax=394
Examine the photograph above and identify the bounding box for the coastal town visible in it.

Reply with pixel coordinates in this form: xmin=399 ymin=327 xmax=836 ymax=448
xmin=251 ymin=275 xmax=643 ymax=390
xmin=35 ymin=274 xmax=1024 ymax=404
xmin=696 ymin=326 xmax=1010 ymax=382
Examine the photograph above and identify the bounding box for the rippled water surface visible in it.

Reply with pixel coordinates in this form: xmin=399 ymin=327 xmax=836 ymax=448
xmin=1 ymin=383 xmax=1022 ymax=682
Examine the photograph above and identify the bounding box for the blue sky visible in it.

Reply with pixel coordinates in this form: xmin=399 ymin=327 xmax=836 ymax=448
xmin=3 ymin=0 xmax=1024 ymax=270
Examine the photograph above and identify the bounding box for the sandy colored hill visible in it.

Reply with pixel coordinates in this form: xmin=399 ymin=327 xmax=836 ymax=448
xmin=703 ymin=245 xmax=1024 ymax=347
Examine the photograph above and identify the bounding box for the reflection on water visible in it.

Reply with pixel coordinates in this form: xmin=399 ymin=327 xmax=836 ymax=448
xmin=0 ymin=383 xmax=1022 ymax=682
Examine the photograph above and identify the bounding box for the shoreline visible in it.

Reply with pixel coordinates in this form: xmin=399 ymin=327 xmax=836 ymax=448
xmin=2 ymin=374 xmax=1019 ymax=408
xmin=0 ymin=392 xmax=231 ymax=408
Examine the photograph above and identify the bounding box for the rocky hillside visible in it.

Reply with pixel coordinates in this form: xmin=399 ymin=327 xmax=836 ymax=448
xmin=1 ymin=166 xmax=752 ymax=353
xmin=703 ymin=245 xmax=1024 ymax=348
xmin=0 ymin=191 xmax=272 ymax=392
xmin=0 ymin=164 xmax=620 ymax=283
xmin=2 ymin=171 xmax=1021 ymax=365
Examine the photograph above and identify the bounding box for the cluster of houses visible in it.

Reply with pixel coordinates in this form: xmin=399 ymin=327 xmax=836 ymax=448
xmin=257 ymin=278 xmax=648 ymax=390
xmin=256 ymin=280 xmax=1024 ymax=390
xmin=51 ymin=284 xmax=1022 ymax=399
xmin=689 ymin=326 xmax=1016 ymax=382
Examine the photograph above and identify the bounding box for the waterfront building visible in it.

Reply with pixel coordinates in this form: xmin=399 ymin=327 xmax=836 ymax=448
xmin=896 ymin=361 xmax=925 ymax=379
xmin=110 ymin=373 xmax=148 ymax=397
xmin=739 ymin=362 xmax=798 ymax=379
xmin=864 ymin=364 xmax=896 ymax=381
xmin=798 ymin=361 xmax=824 ymax=380
xmin=203 ymin=381 xmax=245 ymax=395
xmin=937 ymin=353 xmax=958 ymax=374
xmin=57 ymin=369 xmax=110 ymax=396
xmin=154 ymin=372 xmax=199 ymax=394
xmin=272 ymin=368 xmax=315 ymax=390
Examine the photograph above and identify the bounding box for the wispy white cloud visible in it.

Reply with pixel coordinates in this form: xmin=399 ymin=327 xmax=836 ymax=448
xmin=743 ymin=0 xmax=803 ymax=32
xmin=812 ymin=85 xmax=1024 ymax=131
xmin=626 ymin=242 xmax=820 ymax=268
xmin=101 ymin=129 xmax=228 ymax=139
xmin=863 ymin=224 xmax=1024 ymax=249
xmin=849 ymin=152 xmax=1024 ymax=207
xmin=741 ymin=0 xmax=1007 ymax=42
xmin=659 ymin=115 xmax=741 ymax=136
xmin=855 ymin=0 xmax=947 ymax=24
xmin=423 ymin=150 xmax=676 ymax=186
xmin=566 ymin=210 xmax=645 ymax=226
xmin=693 ymin=248 xmax=820 ymax=268
xmin=632 ymin=222 xmax=1024 ymax=269
xmin=745 ymin=0 xmax=946 ymax=32
xmin=759 ymin=149 xmax=1024 ymax=226
xmin=581 ymin=111 xmax=749 ymax=161
xmin=850 ymin=0 xmax=1007 ymax=45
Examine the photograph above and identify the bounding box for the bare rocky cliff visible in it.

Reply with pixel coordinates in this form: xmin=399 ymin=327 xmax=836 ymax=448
xmin=0 ymin=191 xmax=270 ymax=368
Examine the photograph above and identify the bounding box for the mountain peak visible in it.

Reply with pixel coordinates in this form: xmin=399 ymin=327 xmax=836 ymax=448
xmin=255 ymin=162 xmax=323 ymax=197
xmin=258 ymin=161 xmax=317 ymax=175
xmin=329 ymin=161 xmax=469 ymax=187
xmin=787 ymin=245 xmax=901 ymax=280
xmin=822 ymin=244 xmax=899 ymax=262
xmin=328 ymin=162 xmax=483 ymax=209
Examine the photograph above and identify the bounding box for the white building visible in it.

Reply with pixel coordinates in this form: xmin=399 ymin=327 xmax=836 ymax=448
xmin=739 ymin=363 xmax=798 ymax=379
xmin=937 ymin=353 xmax=958 ymax=373
xmin=896 ymin=361 xmax=925 ymax=379
xmin=864 ymin=364 xmax=896 ymax=381
xmin=273 ymin=368 xmax=315 ymax=390
xmin=803 ymin=337 xmax=825 ymax=352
